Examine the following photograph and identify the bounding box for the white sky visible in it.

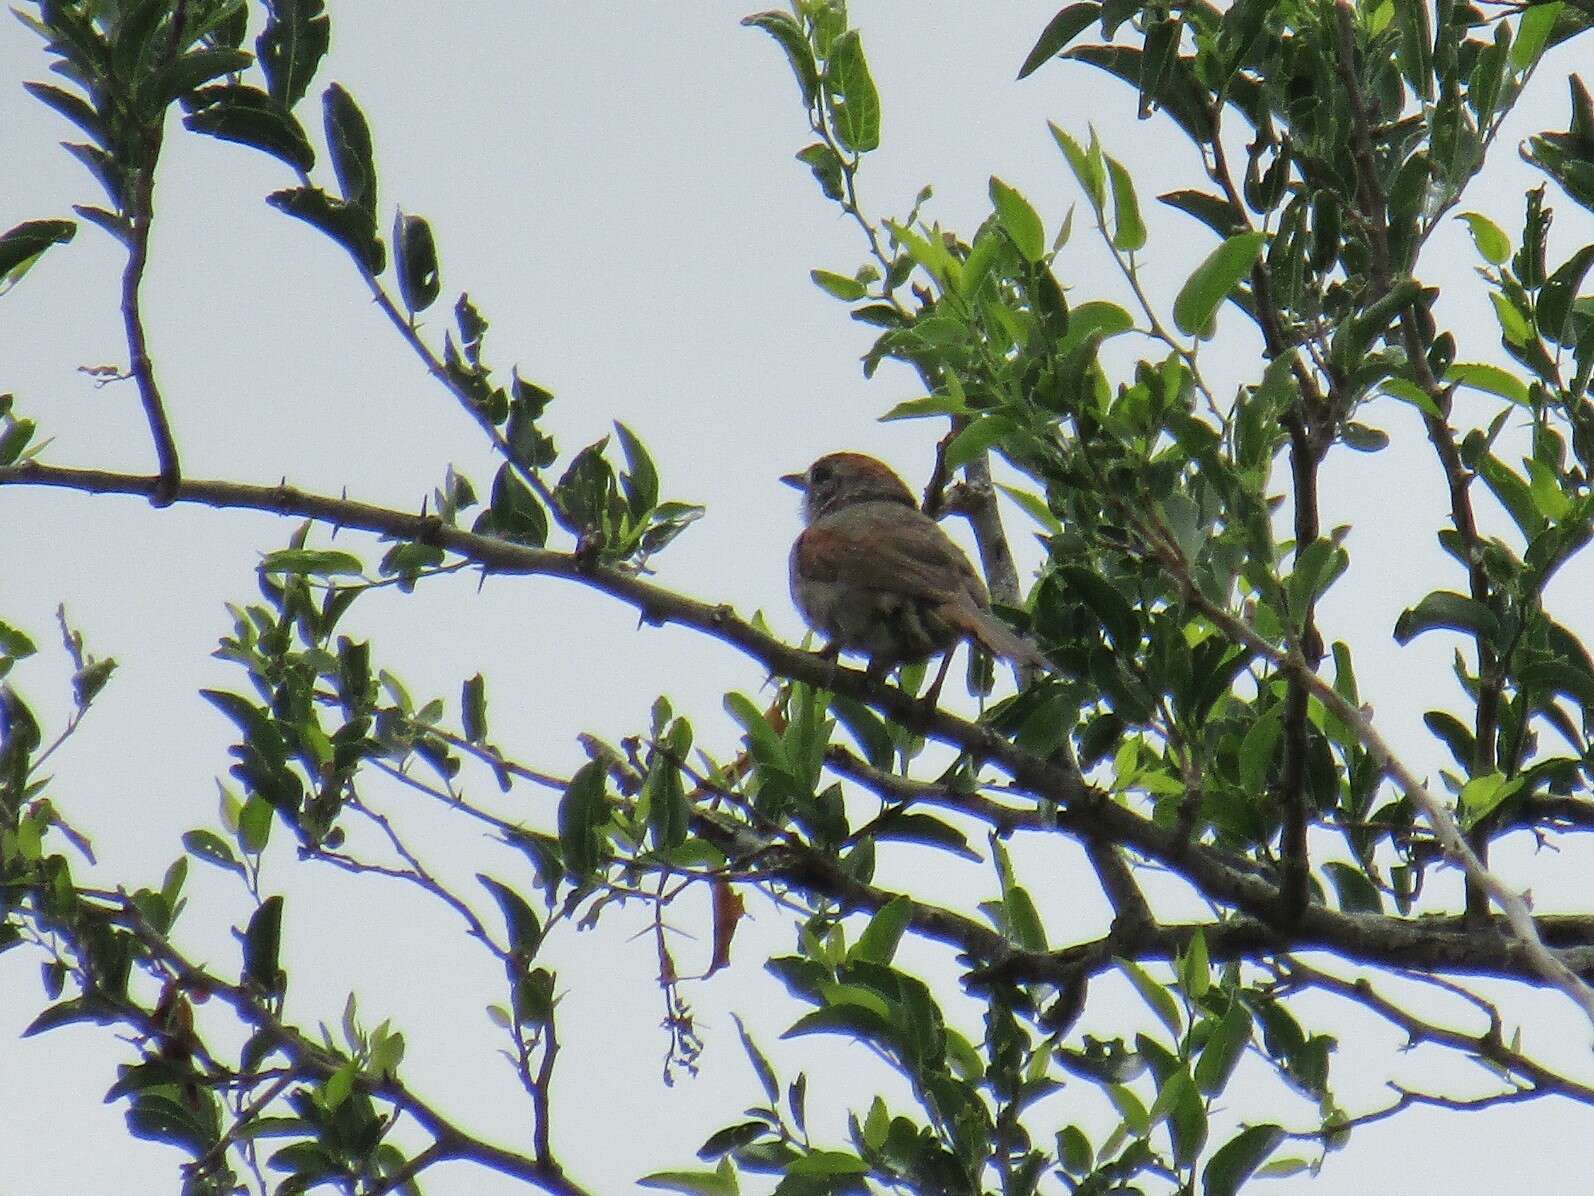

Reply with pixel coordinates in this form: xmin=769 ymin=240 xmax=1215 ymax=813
xmin=3 ymin=3 xmax=1594 ymax=1193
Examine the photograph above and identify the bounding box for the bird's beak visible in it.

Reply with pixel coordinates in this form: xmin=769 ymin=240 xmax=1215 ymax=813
xmin=780 ymin=471 xmax=807 ymax=491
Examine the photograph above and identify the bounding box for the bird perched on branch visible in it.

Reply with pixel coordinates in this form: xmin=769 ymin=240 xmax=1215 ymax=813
xmin=783 ymin=451 xmax=1046 ymax=704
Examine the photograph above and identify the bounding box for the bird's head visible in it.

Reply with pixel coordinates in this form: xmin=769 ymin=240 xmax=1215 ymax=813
xmin=782 ymin=452 xmax=918 ymax=523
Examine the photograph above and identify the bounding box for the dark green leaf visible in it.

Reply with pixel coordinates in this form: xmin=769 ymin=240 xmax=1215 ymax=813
xmin=557 ymin=761 xmax=607 ymax=877
xmin=1017 ymin=4 xmax=1102 ymax=79
xmin=478 ymin=874 xmax=542 ymax=956
xmin=742 ymin=11 xmax=819 ymax=105
xmin=183 ymin=85 xmax=315 ymax=172
xmin=697 ymin=1120 xmax=769 ymax=1160
xmin=323 ymin=83 xmax=376 ymax=218
xmin=0 ymin=219 xmax=76 ymax=287
xmin=1159 ymin=189 xmax=1242 ymax=237
xmin=869 ymin=811 xmax=980 ymax=861
xmin=1324 ymin=861 xmax=1383 ymax=913
xmin=614 ymin=421 xmax=660 ymax=518
xmin=1393 ymin=591 xmax=1501 ymax=646
xmin=462 ymin=673 xmax=487 ymax=743
xmin=266 ymin=186 xmax=385 ymax=274
xmin=733 ymin=1012 xmax=780 ymax=1104
xmin=394 ymin=212 xmax=441 ymax=313
xmin=156 ymin=47 xmax=253 ymax=105
xmin=183 ymin=829 xmax=246 ymax=876
xmin=1519 ymin=659 xmax=1594 ymax=709
xmin=22 ymin=81 xmax=103 ymax=142
xmin=23 ymin=995 xmax=120 ymax=1037
xmin=1202 ymin=1124 xmax=1285 ymax=1196
xmin=1539 ymin=244 xmax=1594 ymax=344
xmin=255 ymin=0 xmax=330 ymax=108
xmin=243 ymin=895 xmax=284 ymax=996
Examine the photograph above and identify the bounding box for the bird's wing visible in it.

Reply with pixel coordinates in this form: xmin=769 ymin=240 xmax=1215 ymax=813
xmin=794 ymin=507 xmax=989 ymax=608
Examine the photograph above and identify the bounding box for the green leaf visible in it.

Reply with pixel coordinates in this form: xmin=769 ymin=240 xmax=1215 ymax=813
xmin=183 ymin=830 xmax=245 ymax=876
xmin=394 ymin=212 xmax=441 ymax=313
xmin=1445 ymin=362 xmax=1529 ymax=405
xmin=0 ymin=620 xmax=37 ymax=659
xmin=1287 ymin=540 xmax=1348 ymax=617
xmin=733 ymin=1012 xmax=780 ymax=1105
xmin=478 ymin=875 xmax=542 ymax=956
xmin=258 ymin=548 xmax=364 ymax=576
xmin=1049 ymin=121 xmax=1106 ymax=209
xmin=1518 ymin=659 xmax=1594 ymax=709
xmin=1511 ymin=2 xmax=1562 ymax=70
xmin=638 ymin=1160 xmax=739 ymax=1196
xmin=788 ymin=1151 xmax=870 ymax=1178
xmin=1159 ymin=188 xmax=1242 ymax=237
xmin=1018 ymin=3 xmax=1101 ymax=79
xmin=870 ymin=811 xmax=980 ymax=860
xmin=1202 ymin=1125 xmax=1285 ymax=1196
xmin=0 ymin=219 xmax=76 ymax=289
xmin=1177 ymin=928 xmax=1209 ymax=1000
xmin=255 ymin=0 xmax=330 ymax=108
xmin=879 ymin=394 xmax=970 ymax=422
xmin=827 ymin=31 xmax=880 ymax=153
xmin=1525 ymin=457 xmax=1572 ymax=521
xmin=1323 ymin=861 xmax=1383 ymax=912
xmin=724 ymin=692 xmax=792 ymax=775
xmin=239 ymin=793 xmax=273 ymax=854
xmin=1056 ymin=1124 xmax=1093 ymax=1174
xmin=1489 ymin=290 xmax=1534 ymax=346
xmin=1381 ymin=377 xmax=1442 ymax=418
xmin=1116 ymin=958 xmax=1182 ymax=1035
xmin=1105 ymin=155 xmax=1146 ymax=251
xmin=614 ymin=421 xmax=660 ymax=518
xmin=1393 ymin=591 xmax=1501 ymax=646
xmin=557 ymin=761 xmax=607 ymax=878
xmin=1004 ymin=884 xmax=1047 ymax=951
xmin=183 ymin=85 xmax=315 ymax=172
xmin=1194 ymin=1003 xmax=1252 ymax=1094
xmin=742 ymin=10 xmax=819 ymax=105
xmin=849 ymin=896 xmax=913 ymax=965
xmin=243 ymin=895 xmax=284 ymax=996
xmin=1538 ymin=244 xmax=1594 ymax=344
xmin=22 ymin=81 xmax=104 ymax=142
xmin=1173 ymin=231 xmax=1266 ymax=337
xmin=462 ymin=673 xmax=487 ymax=743
xmin=1456 ymin=212 xmax=1510 ymax=264
xmin=1152 ymin=1067 xmax=1207 ymax=1165
xmin=266 ymin=187 xmax=385 ymax=274
xmin=944 ymin=414 xmax=1017 ymax=470
xmin=810 ymin=268 xmax=867 ymax=300
xmin=990 ymin=176 xmax=1045 ymax=262
xmin=156 ymin=47 xmax=253 ymax=106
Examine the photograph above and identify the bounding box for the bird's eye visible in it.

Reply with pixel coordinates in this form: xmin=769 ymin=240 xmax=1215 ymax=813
xmin=811 ymin=462 xmax=832 ymax=485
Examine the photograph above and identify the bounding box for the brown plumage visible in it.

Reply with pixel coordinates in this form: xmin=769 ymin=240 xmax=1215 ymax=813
xmin=784 ymin=453 xmax=1046 ymax=696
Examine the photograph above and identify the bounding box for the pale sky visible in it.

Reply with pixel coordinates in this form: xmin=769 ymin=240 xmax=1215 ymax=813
xmin=3 ymin=4 xmax=1593 ymax=1193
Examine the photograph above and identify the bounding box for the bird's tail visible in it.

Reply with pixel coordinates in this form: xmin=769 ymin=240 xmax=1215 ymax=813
xmin=948 ymin=604 xmax=1049 ymax=670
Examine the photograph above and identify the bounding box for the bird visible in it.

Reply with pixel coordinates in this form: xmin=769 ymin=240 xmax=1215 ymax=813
xmin=783 ymin=451 xmax=1046 ymax=704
